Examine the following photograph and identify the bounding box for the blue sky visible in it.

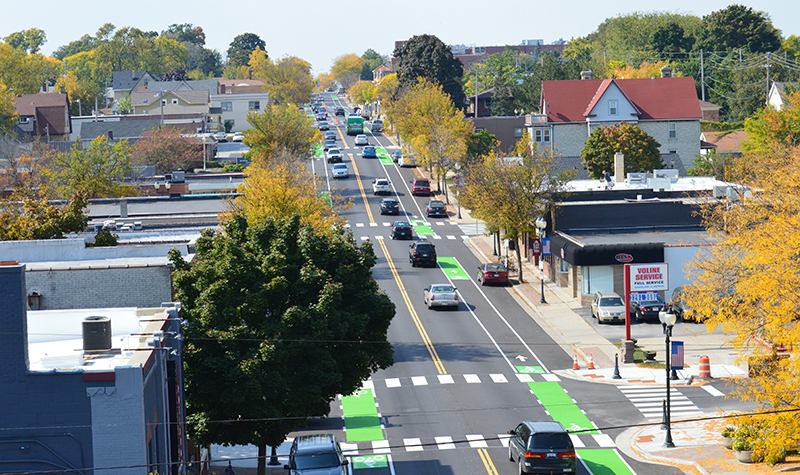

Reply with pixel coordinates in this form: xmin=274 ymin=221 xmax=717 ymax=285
xmin=2 ymin=0 xmax=795 ymax=74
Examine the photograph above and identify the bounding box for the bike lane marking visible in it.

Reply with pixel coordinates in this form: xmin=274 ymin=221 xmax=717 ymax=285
xmin=577 ymin=449 xmax=636 ymax=475
xmin=376 ymin=147 xmax=393 ymax=165
xmin=410 ymin=219 xmax=434 ymax=237
xmin=437 ymin=257 xmax=470 ymax=280
xmin=341 ymin=388 xmax=384 ymax=442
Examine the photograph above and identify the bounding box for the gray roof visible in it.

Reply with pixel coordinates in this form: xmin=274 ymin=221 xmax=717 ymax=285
xmin=80 ymin=119 xmax=161 ymax=141
xmin=131 ymin=89 xmax=210 ymax=106
xmin=148 ymin=79 xmax=219 ymax=96
xmin=112 ymin=71 xmax=153 ymax=91
xmin=554 ymin=152 xmax=687 ymax=180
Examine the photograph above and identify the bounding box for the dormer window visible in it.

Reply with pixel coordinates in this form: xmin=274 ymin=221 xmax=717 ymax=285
xmin=609 ymin=100 xmax=618 ymax=115
xmin=172 ymin=99 xmax=178 ymax=104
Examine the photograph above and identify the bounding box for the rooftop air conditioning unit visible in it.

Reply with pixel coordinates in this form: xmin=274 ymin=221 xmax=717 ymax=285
xmin=83 ymin=316 xmax=112 ymax=353
xmin=626 ymin=173 xmax=647 ymax=184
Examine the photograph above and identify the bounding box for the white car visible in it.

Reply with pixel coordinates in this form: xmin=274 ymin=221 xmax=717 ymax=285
xmin=326 ymin=148 xmax=343 ymax=163
xmin=354 ymin=134 xmax=369 ymax=146
xmin=232 ymin=132 xmax=245 ymax=142
xmin=332 ymin=163 xmax=349 ymax=178
xmin=372 ymin=178 xmax=391 ymax=195
xmin=423 ymin=284 xmax=459 ymax=309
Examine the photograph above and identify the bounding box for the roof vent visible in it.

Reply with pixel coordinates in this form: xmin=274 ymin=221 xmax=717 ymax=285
xmin=661 ymin=66 xmax=673 ymax=78
xmin=580 ymin=70 xmax=593 ymax=80
xmin=82 ymin=316 xmax=112 ymax=353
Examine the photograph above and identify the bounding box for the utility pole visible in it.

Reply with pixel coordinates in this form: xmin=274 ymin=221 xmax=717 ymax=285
xmin=475 ymin=68 xmax=479 ymax=118
xmin=700 ymin=50 xmax=705 ymax=102
xmin=765 ymin=52 xmax=772 ymax=102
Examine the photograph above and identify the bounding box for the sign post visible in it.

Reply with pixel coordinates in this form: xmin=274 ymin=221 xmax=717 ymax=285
xmin=624 ymin=262 xmax=669 ymax=363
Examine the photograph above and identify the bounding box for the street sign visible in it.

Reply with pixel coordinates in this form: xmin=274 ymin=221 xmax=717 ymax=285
xmin=542 ymin=238 xmax=551 ymax=256
xmin=671 ymin=341 xmax=684 ymax=370
xmin=531 ymin=238 xmax=541 ymax=256
xmin=628 ymin=263 xmax=669 ymax=291
xmin=630 ymin=292 xmax=659 ymax=301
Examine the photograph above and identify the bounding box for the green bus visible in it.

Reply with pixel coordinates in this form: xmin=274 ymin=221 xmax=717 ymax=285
xmin=346 ymin=114 xmax=364 ymax=135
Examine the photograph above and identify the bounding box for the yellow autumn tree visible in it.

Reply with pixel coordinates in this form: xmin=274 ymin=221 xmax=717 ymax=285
xmin=686 ymin=142 xmax=800 ymax=465
xmin=316 ymin=72 xmax=335 ymax=92
xmin=374 ymin=73 xmax=398 ymax=106
xmin=244 ymin=103 xmax=320 ymax=167
xmin=348 ymin=80 xmax=375 ymax=106
xmin=609 ymin=60 xmax=682 ymax=79
xmin=331 ymin=54 xmax=362 ymax=91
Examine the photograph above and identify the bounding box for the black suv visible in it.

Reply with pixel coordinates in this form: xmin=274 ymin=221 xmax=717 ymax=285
xmin=507 ymin=421 xmax=576 ymax=474
xmin=380 ymin=198 xmax=399 ymax=215
xmin=335 ymin=106 xmax=345 ymax=116
xmin=426 ymin=200 xmax=447 ymax=218
xmin=285 ymin=434 xmax=348 ymax=475
xmin=409 ymin=241 xmax=437 ymax=267
xmin=391 ymin=221 xmax=412 ymax=239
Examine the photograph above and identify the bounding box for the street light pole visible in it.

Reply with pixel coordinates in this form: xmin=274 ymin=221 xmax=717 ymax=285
xmin=535 ymin=216 xmax=547 ymax=304
xmin=659 ymin=308 xmax=677 ymax=448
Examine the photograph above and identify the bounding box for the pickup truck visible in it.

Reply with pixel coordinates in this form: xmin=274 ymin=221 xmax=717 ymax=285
xmin=371 ymin=119 xmax=384 ymax=132
xmin=372 ymin=178 xmax=392 ymax=195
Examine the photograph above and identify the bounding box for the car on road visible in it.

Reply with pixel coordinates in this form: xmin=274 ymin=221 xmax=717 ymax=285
xmin=392 ymin=150 xmax=402 ymax=162
xmin=477 ymin=263 xmax=509 ymax=286
xmin=390 ymin=221 xmax=413 ymax=239
xmin=315 ymin=111 xmax=327 ymax=121
xmin=354 ymin=134 xmax=369 ymax=146
xmin=379 ymin=197 xmax=399 ymax=215
xmin=284 ymin=434 xmax=348 ymax=475
xmin=324 ymin=131 xmax=337 ymax=141
xmin=331 ymin=163 xmax=348 ymax=178
xmin=426 ymin=200 xmax=447 ymax=218
xmin=423 ymin=284 xmax=459 ymax=309
xmin=317 ymin=121 xmax=330 ymax=131
xmin=412 ymin=178 xmax=430 ymax=196
xmin=591 ymin=291 xmax=626 ymax=324
xmin=323 ymin=138 xmax=337 ymax=151
xmin=335 ymin=107 xmax=345 ymax=116
xmin=362 ymin=146 xmax=377 ymax=158
xmin=409 ymin=241 xmax=437 ymax=267
xmin=630 ymin=295 xmax=666 ymax=322
xmin=370 ymin=119 xmax=383 ymax=132
xmin=326 ymin=148 xmax=342 ymax=163
xmin=372 ymin=178 xmax=391 ymax=195
xmin=507 ymin=421 xmax=576 ymax=475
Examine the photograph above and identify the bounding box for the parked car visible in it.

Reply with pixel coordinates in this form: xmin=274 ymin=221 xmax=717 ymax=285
xmin=362 ymin=146 xmax=377 ymax=158
xmin=390 ymin=221 xmax=413 ymax=240
xmin=507 ymin=421 xmax=576 ymax=474
xmin=284 ymin=434 xmax=348 ymax=475
xmin=335 ymin=107 xmax=345 ymax=116
xmin=591 ymin=291 xmax=626 ymax=324
xmin=423 ymin=284 xmax=459 ymax=310
xmin=317 ymin=121 xmax=330 ymax=131
xmin=214 ymin=131 xmax=228 ymax=142
xmin=326 ymin=148 xmax=343 ymax=163
xmin=392 ymin=150 xmax=402 ymax=162
xmin=379 ymin=197 xmax=399 ymax=215
xmin=371 ymin=119 xmax=383 ymax=132
xmin=426 ymin=200 xmax=447 ymax=218
xmin=354 ymin=134 xmax=369 ymax=146
xmin=372 ymin=178 xmax=392 ymax=195
xmin=477 ymin=263 xmax=509 ymax=286
xmin=630 ymin=295 xmax=667 ymax=323
xmin=409 ymin=241 xmax=437 ymax=267
xmin=323 ymin=138 xmax=337 ymax=151
xmin=398 ymin=155 xmax=417 ymax=167
xmin=331 ymin=163 xmax=348 ymax=178
xmin=231 ymin=132 xmax=245 ymax=142
xmin=411 ymin=178 xmax=430 ymax=196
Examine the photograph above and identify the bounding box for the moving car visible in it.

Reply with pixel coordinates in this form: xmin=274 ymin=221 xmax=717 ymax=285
xmin=315 ymin=111 xmax=327 ymax=121
xmin=379 ymin=197 xmax=399 ymax=215
xmin=331 ymin=163 xmax=348 ymax=178
xmin=477 ymin=263 xmax=509 ymax=286
xmin=284 ymin=434 xmax=348 ymax=475
xmin=411 ymin=178 xmax=430 ymax=196
xmin=398 ymin=155 xmax=417 ymax=167
xmin=317 ymin=121 xmax=330 ymax=131
xmin=507 ymin=421 xmax=576 ymax=474
xmin=630 ymin=295 xmax=667 ymax=322
xmin=426 ymin=200 xmax=447 ymax=218
xmin=423 ymin=284 xmax=459 ymax=309
xmin=326 ymin=148 xmax=342 ymax=163
xmin=371 ymin=119 xmax=383 ymax=132
xmin=335 ymin=107 xmax=345 ymax=116
xmin=324 ymin=131 xmax=337 ymax=141
xmin=362 ymin=146 xmax=377 ymax=158
xmin=372 ymin=178 xmax=391 ymax=195
xmin=354 ymin=134 xmax=369 ymax=146
xmin=323 ymin=138 xmax=337 ymax=151
xmin=390 ymin=221 xmax=413 ymax=239
xmin=591 ymin=291 xmax=626 ymax=324
xmin=409 ymin=241 xmax=437 ymax=267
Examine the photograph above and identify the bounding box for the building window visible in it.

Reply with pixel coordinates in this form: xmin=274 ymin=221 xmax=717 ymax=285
xmin=171 ymin=99 xmax=178 ymax=105
xmin=534 ymin=129 xmax=551 ymax=143
xmin=161 ymin=99 xmax=167 ymax=106
xmin=609 ymin=100 xmax=618 ymax=115
xmin=513 ymin=127 xmax=524 ymax=138
xmin=221 ymin=102 xmax=232 ymax=111
xmin=249 ymin=101 xmax=260 ymax=111
xmin=581 ymin=266 xmax=614 ymax=295
xmin=668 ymin=122 xmax=677 ymax=139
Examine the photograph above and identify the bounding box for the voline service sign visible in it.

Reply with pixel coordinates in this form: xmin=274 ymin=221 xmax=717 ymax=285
xmin=628 ymin=263 xmax=669 ymax=291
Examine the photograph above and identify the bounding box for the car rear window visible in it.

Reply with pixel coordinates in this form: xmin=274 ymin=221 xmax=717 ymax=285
xmin=486 ymin=264 xmax=505 ymax=271
xmin=416 ymin=179 xmax=429 ymax=185
xmin=600 ymin=297 xmax=624 ymax=306
xmin=432 ymin=285 xmax=454 ymax=292
xmin=527 ymin=433 xmax=572 ymax=450
xmin=416 ymin=244 xmax=434 ymax=252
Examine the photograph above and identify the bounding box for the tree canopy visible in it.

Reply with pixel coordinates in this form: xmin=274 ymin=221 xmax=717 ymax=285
xmin=697 ymin=4 xmax=782 ymax=53
xmin=244 ymin=103 xmax=319 ymax=166
xmin=227 ymin=32 xmax=266 ymax=68
xmin=43 ymin=135 xmax=135 ymax=199
xmin=132 ymin=126 xmax=203 ymax=173
xmin=580 ymin=122 xmax=663 ymax=178
xmin=251 ymin=52 xmax=315 ymax=105
xmin=0 ymin=193 xmax=89 ymax=241
xmin=169 ymin=213 xmax=394 ymax=475
xmin=394 ymin=34 xmax=466 ymax=109
xmin=331 ymin=54 xmax=363 ymax=91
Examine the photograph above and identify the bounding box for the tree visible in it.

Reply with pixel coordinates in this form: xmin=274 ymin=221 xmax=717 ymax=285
xmin=348 ymin=80 xmax=375 ymax=106
xmin=649 ymin=22 xmax=695 ymax=56
xmin=580 ymin=122 xmax=663 ymax=178
xmin=244 ymin=103 xmax=319 ymax=166
xmin=0 ymin=136 xmax=56 ymax=195
xmin=459 ymin=136 xmax=574 ymax=282
xmin=43 ymin=135 xmax=135 ymax=199
xmin=315 ymin=72 xmax=335 ymax=91
xmin=373 ymin=73 xmax=398 ymax=106
xmin=687 ymin=150 xmax=733 ymax=180
xmin=227 ymin=33 xmax=266 ymax=68
xmin=169 ymin=213 xmax=394 ymax=475
xmin=360 ymin=49 xmax=387 ymax=80
xmin=132 ymin=126 xmax=202 ymax=173
xmin=162 ymin=23 xmax=206 ymax=46
xmin=394 ymin=35 xmax=466 ymax=109
xmin=5 ymin=28 xmax=47 ymax=54
xmin=697 ymin=5 xmax=781 ymax=53
xmin=0 ymin=85 xmax=17 ymax=134
xmin=743 ymin=90 xmax=800 ymax=152
xmin=783 ymin=35 xmax=800 ymax=62
xmin=256 ymin=54 xmax=315 ymax=105
xmin=116 ymin=92 xmax=133 ymax=114
xmin=609 ymin=60 xmax=683 ymax=79
xmin=465 ymin=130 xmax=499 ymax=167
xmin=331 ymin=54 xmax=363 ymax=91
xmin=0 ymin=193 xmax=89 ymax=241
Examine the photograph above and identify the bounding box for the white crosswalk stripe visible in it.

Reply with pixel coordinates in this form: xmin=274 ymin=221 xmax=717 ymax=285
xmin=376 ymin=373 xmax=569 ymax=388
xmin=464 ymin=374 xmax=481 ymax=383
xmin=619 ymin=385 xmax=704 ymax=420
xmin=438 ymin=374 xmax=455 ymax=384
xmin=467 ymin=435 xmax=488 ymax=448
xmin=411 ymin=376 xmax=428 ymax=386
xmin=435 ymin=436 xmax=455 ymax=450
xmin=404 ymin=438 xmax=423 ymax=452
xmin=372 ymin=440 xmax=390 ymax=454
xmin=447 ymin=235 xmax=457 ymax=240
xmin=340 ymin=433 xmax=615 ymax=454
xmin=490 ymin=374 xmax=508 ymax=383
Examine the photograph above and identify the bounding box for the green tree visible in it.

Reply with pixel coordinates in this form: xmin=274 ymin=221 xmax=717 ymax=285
xmin=465 ymin=130 xmax=498 ymax=167
xmin=162 ymin=23 xmax=206 ymax=45
xmin=0 ymin=85 xmax=17 ymax=134
xmin=649 ymin=22 xmax=695 ymax=57
xmin=116 ymin=92 xmax=132 ymax=114
xmin=0 ymin=193 xmax=89 ymax=241
xmin=257 ymin=54 xmax=315 ymax=105
xmin=227 ymin=32 xmax=266 ymax=68
xmin=687 ymin=150 xmax=733 ymax=180
xmin=696 ymin=5 xmax=782 ymax=53
xmin=360 ymin=49 xmax=387 ymax=80
xmin=132 ymin=126 xmax=202 ymax=173
xmin=43 ymin=135 xmax=135 ymax=199
xmin=394 ymin=34 xmax=466 ymax=109
xmin=580 ymin=122 xmax=663 ymax=178
xmin=169 ymin=214 xmax=394 ymax=475
xmin=743 ymin=90 xmax=800 ymax=152
xmin=244 ymin=103 xmax=319 ymax=166
xmin=5 ymin=28 xmax=47 ymax=54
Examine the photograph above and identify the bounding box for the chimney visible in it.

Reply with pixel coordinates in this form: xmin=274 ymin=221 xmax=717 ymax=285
xmin=580 ymin=70 xmax=593 ymax=80
xmin=60 ymin=84 xmax=66 ymax=94
xmin=0 ymin=263 xmax=30 ymax=376
xmin=220 ymin=84 xmax=226 ymax=94
xmin=660 ymin=66 xmax=673 ymax=78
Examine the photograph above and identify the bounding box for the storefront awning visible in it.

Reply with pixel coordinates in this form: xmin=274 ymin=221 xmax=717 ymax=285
xmin=551 ymin=234 xmax=664 ymax=266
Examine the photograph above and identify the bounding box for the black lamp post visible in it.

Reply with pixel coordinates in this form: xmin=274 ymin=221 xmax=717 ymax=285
xmin=535 ymin=216 xmax=547 ymax=304
xmin=659 ymin=307 xmax=677 ymax=448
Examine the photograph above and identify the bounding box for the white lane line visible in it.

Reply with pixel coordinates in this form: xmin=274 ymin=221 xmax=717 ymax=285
xmin=570 ymin=434 xmax=585 ymax=448
xmin=435 ymin=436 xmax=455 ymax=450
xmin=356 ymin=223 xmax=365 ymax=227
xmin=467 ymin=435 xmax=488 ymax=448
xmin=360 ymin=236 xmax=370 ymax=241
xmin=385 ymin=378 xmax=401 ymax=388
xmin=411 ymin=376 xmax=428 ymax=386
xmin=702 ymin=385 xmax=725 ymax=397
xmin=498 ymin=434 xmax=512 ymax=447
xmin=438 ymin=374 xmax=455 ymax=384
xmin=375 ymin=235 xmax=384 ymax=240
xmin=464 ymin=374 xmax=481 ymax=383
xmin=383 ymin=222 xmax=391 ymax=227
xmin=542 ymin=374 xmax=561 ymax=382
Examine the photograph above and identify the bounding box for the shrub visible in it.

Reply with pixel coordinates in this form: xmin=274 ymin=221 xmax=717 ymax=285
xmin=721 ymin=426 xmax=735 ymax=438
xmin=732 ymin=437 xmax=753 ymax=451
xmin=89 ymin=229 xmax=119 ymax=247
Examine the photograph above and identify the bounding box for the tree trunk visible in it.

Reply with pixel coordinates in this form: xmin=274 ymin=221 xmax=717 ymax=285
xmin=257 ymin=444 xmax=267 ymax=475
xmin=443 ymin=173 xmax=449 ymax=204
xmin=516 ymin=239 xmax=523 ymax=283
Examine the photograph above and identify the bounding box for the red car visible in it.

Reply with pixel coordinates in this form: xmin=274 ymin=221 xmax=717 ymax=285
xmin=477 ymin=263 xmax=509 ymax=286
xmin=412 ymin=178 xmax=430 ymax=196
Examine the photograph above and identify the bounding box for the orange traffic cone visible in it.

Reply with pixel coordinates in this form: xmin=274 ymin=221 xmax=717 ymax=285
xmin=573 ymin=354 xmax=580 ymax=370
xmin=588 ymin=354 xmax=595 ymax=370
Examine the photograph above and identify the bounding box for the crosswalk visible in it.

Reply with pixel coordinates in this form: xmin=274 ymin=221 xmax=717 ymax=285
xmin=339 ymin=432 xmax=616 ymax=455
xmin=618 ymin=385 xmax=704 ymax=421
xmin=362 ymin=372 xmax=562 ymax=389
xmin=345 ymin=220 xmax=471 ymax=241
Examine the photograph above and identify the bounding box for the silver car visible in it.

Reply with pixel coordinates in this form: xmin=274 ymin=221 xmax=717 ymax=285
xmin=591 ymin=291 xmax=625 ymax=324
xmin=331 ymin=163 xmax=349 ymax=178
xmin=423 ymin=284 xmax=459 ymax=310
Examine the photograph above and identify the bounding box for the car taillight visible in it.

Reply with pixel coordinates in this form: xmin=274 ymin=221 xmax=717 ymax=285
xmin=524 ymin=452 xmax=546 ymax=458
xmin=558 ymin=451 xmax=576 ymax=458
xmin=454 ymin=294 xmax=458 ymax=300
xmin=430 ymin=295 xmax=435 ymax=300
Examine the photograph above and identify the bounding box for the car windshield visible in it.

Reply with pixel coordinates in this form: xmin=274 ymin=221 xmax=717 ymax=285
xmin=432 ymin=285 xmax=454 ymax=293
xmin=416 ymin=180 xmax=429 ymax=185
xmin=382 ymin=199 xmax=397 ymax=204
xmin=329 ymin=149 xmax=340 ymax=154
xmin=600 ymin=297 xmax=624 ymax=306
xmin=293 ymin=452 xmax=341 ymax=470
xmin=333 ymin=164 xmax=346 ymax=169
xmin=416 ymin=244 xmax=434 ymax=252
xmin=528 ymin=433 xmax=572 ymax=450
xmin=486 ymin=264 xmax=505 ymax=271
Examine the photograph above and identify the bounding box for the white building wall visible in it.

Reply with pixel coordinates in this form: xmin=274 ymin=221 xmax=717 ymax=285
xmin=211 ymin=93 xmax=271 ymax=132
xmin=664 ymin=245 xmax=711 ymax=300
